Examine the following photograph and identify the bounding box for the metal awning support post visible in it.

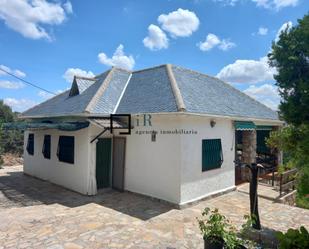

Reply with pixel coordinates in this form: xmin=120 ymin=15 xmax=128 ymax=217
xmin=90 ymin=128 xmax=108 ymax=143
xmin=88 ymin=117 xmax=130 ymax=144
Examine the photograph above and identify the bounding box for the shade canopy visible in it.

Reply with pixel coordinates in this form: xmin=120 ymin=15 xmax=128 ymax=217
xmin=2 ymin=121 xmax=89 ymax=131
xmin=256 ymin=125 xmax=273 ymax=131
xmin=234 ymin=121 xmax=256 ymax=131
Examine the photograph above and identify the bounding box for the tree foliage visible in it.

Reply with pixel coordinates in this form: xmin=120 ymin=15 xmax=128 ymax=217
xmin=267 ymin=13 xmax=309 ymax=208
xmin=268 ymin=14 xmax=309 ymax=125
xmin=0 ymin=100 xmax=23 ymax=163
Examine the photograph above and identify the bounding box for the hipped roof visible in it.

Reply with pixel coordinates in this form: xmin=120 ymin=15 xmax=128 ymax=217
xmin=21 ymin=65 xmax=279 ymax=121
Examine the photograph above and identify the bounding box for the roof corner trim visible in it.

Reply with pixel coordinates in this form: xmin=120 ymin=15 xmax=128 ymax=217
xmin=166 ymin=64 xmax=186 ymax=112
xmin=112 ymin=73 xmax=132 ymax=114
xmin=85 ymin=68 xmax=115 ymax=113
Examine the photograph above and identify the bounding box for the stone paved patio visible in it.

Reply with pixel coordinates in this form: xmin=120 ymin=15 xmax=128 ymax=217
xmin=0 ymin=166 xmax=308 ymax=249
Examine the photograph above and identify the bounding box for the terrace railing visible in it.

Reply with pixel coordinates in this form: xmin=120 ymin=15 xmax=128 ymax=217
xmin=279 ymin=168 xmax=298 ymax=197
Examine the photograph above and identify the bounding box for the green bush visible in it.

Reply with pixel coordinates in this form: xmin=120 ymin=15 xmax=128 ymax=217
xmin=0 ymin=100 xmax=24 ymax=157
xmin=277 ymin=226 xmax=309 ymax=249
xmin=267 ymin=125 xmax=309 ymax=209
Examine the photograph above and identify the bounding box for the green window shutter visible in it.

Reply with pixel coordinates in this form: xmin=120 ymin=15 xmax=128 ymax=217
xmin=57 ymin=136 xmax=74 ymax=164
xmin=26 ymin=133 xmax=34 ymax=155
xmin=42 ymin=135 xmax=51 ymax=159
xmin=202 ymin=139 xmax=223 ymax=171
xmin=257 ymin=130 xmax=271 ymax=154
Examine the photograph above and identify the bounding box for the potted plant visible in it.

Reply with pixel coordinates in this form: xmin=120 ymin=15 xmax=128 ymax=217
xmin=197 ymin=208 xmax=246 ymax=249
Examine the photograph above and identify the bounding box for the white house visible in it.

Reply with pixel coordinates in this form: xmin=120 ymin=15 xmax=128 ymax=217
xmin=16 ymin=64 xmax=282 ymax=207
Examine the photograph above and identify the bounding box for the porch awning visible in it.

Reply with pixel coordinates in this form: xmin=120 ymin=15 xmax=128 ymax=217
xmin=2 ymin=121 xmax=89 ymax=131
xmin=256 ymin=125 xmax=273 ymax=130
xmin=234 ymin=121 xmax=256 ymax=130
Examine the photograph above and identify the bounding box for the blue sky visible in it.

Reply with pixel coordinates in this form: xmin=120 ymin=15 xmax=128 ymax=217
xmin=0 ymin=0 xmax=307 ymax=112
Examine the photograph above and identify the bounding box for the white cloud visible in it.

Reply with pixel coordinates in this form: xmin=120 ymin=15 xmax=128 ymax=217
xmin=0 ymin=80 xmax=24 ymax=89
xmin=243 ymin=84 xmax=280 ymax=110
xmin=252 ymin=0 xmax=298 ymax=9
xmin=198 ymin=33 xmax=220 ymax=51
xmin=14 ymin=69 xmax=26 ymax=78
xmin=98 ymin=44 xmax=135 ymax=70
xmin=273 ymin=0 xmax=298 ymax=9
xmin=198 ymin=33 xmax=235 ymax=51
xmin=63 ymin=1 xmax=73 ymax=14
xmin=0 ymin=64 xmax=26 ymax=78
xmin=38 ymin=90 xmax=53 ymax=99
xmin=38 ymin=89 xmax=63 ymax=99
xmin=0 ymin=65 xmax=11 ymax=75
xmin=158 ymin=8 xmax=200 ymax=37
xmin=143 ymin=24 xmax=169 ymax=51
xmin=214 ymin=0 xmax=298 ymax=9
xmin=63 ymin=68 xmax=95 ymax=83
xmin=217 ymin=56 xmax=276 ymax=83
xmin=275 ymin=21 xmax=292 ymax=41
xmin=258 ymin=26 xmax=268 ymax=35
xmin=212 ymin=0 xmax=239 ymax=6
xmin=4 ymin=98 xmax=37 ymax=112
xmin=218 ymin=39 xmax=236 ymax=51
xmin=0 ymin=0 xmax=73 ymax=40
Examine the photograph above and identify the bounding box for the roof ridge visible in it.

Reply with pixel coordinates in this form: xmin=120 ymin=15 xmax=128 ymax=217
xmin=166 ymin=64 xmax=186 ymax=112
xmin=112 ymin=67 xmax=132 ymax=73
xmin=84 ymin=69 xmax=115 ymax=113
xmin=94 ymin=69 xmax=112 ymax=78
xmin=94 ymin=64 xmax=169 ymax=76
xmin=172 ymin=65 xmax=277 ymax=114
xmin=74 ymin=76 xmax=96 ymax=81
xmin=132 ymin=64 xmax=167 ymax=74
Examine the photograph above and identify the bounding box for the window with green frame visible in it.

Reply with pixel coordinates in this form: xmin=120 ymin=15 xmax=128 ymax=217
xmin=57 ymin=136 xmax=74 ymax=164
xmin=26 ymin=133 xmax=34 ymax=155
xmin=202 ymin=139 xmax=223 ymax=171
xmin=42 ymin=135 xmax=51 ymax=159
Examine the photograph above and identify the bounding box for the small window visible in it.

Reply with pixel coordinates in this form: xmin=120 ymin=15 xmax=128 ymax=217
xmin=57 ymin=136 xmax=74 ymax=164
xmin=202 ymin=139 xmax=223 ymax=171
xmin=42 ymin=135 xmax=51 ymax=159
xmin=26 ymin=133 xmax=34 ymax=155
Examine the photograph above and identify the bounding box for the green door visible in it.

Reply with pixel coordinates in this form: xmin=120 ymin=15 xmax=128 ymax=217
xmin=96 ymin=138 xmax=112 ymax=189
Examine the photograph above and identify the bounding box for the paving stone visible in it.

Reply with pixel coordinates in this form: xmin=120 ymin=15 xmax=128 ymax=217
xmin=63 ymin=242 xmax=83 ymax=249
xmin=0 ymin=166 xmax=308 ymax=249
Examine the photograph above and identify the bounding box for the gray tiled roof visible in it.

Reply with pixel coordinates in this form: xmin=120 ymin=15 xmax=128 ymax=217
xmin=22 ymin=70 xmax=111 ymax=117
xmin=171 ymin=66 xmax=278 ymax=120
xmin=91 ymin=69 xmax=131 ymax=114
xmin=21 ymin=64 xmax=279 ymax=120
xmin=116 ymin=65 xmax=178 ymax=114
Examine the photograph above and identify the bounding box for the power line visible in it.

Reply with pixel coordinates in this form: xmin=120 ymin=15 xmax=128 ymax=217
xmin=0 ymin=67 xmax=56 ymax=95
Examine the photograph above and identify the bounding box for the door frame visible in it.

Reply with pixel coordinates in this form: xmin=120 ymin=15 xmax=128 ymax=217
xmin=112 ymin=136 xmax=126 ymax=191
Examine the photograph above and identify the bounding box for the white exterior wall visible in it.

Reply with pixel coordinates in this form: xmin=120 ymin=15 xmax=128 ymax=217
xmin=179 ymin=115 xmax=236 ymax=205
xmin=124 ymin=115 xmax=181 ymax=204
xmin=80 ymin=116 xmax=182 ymax=204
xmin=22 ymin=114 xmax=281 ymax=205
xmin=23 ymin=127 xmax=91 ymax=194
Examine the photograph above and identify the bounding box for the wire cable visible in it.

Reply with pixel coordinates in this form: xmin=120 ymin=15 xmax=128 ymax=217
xmin=0 ymin=67 xmax=56 ymax=95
